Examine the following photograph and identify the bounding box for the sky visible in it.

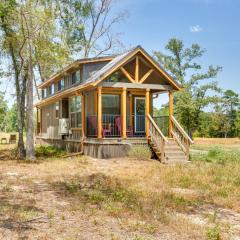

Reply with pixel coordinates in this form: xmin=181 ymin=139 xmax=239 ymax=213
xmin=1 ymin=0 xmax=239 ymax=108
xmin=114 ymin=0 xmax=240 ymax=96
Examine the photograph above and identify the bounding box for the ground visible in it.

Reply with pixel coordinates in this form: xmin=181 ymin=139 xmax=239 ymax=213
xmin=0 ymin=138 xmax=240 ymax=240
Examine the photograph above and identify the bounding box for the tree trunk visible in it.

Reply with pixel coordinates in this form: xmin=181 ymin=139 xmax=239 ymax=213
xmin=26 ymin=56 xmax=36 ymax=160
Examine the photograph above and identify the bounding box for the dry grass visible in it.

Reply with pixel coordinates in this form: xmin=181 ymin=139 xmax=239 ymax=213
xmin=0 ymin=138 xmax=239 ymax=239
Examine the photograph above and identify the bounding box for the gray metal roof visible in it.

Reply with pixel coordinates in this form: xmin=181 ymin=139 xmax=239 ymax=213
xmin=82 ymin=45 xmax=182 ymax=89
xmin=84 ymin=46 xmax=138 ymax=84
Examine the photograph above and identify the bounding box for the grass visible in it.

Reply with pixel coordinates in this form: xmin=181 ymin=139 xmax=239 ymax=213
xmin=0 ymin=138 xmax=239 ymax=239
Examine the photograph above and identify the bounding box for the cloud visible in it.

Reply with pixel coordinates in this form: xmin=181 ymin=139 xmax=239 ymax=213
xmin=190 ymin=25 xmax=203 ymax=33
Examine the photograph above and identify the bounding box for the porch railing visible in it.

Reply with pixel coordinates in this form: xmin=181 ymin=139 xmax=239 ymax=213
xmin=148 ymin=114 xmax=168 ymax=162
xmin=152 ymin=116 xmax=169 ymax=137
xmin=170 ymin=115 xmax=194 ymax=158
xmin=86 ymin=114 xmax=147 ymax=138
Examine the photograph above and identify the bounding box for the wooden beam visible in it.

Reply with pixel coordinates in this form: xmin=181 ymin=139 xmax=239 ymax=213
xmin=81 ymin=94 xmax=85 ymax=138
xmin=120 ymin=67 xmax=135 ymax=83
xmin=99 ymin=82 xmax=173 ymax=91
xmin=94 ymin=90 xmax=98 ymax=114
xmin=139 ymin=69 xmax=154 ymax=83
xmin=129 ymin=94 xmax=133 ymax=129
xmin=40 ymin=108 xmax=42 ymax=137
xmin=98 ymin=87 xmax=102 ymax=139
xmin=169 ymin=91 xmax=173 ymax=137
xmin=36 ymin=108 xmax=39 ymax=135
xmin=122 ymin=87 xmax=127 ymax=139
xmin=135 ymin=56 xmax=139 ymax=82
xmin=145 ymin=89 xmax=150 ymax=138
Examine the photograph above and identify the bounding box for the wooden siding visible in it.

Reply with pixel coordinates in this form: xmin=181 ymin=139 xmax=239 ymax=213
xmin=41 ymin=102 xmax=60 ymax=139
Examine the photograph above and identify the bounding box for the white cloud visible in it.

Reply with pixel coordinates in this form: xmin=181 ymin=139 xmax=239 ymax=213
xmin=190 ymin=25 xmax=203 ymax=33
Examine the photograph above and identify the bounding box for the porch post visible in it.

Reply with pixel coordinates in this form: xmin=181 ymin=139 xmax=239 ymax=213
xmin=81 ymin=93 xmax=85 ymax=138
xmin=40 ymin=108 xmax=42 ymax=137
xmin=169 ymin=91 xmax=173 ymax=137
xmin=122 ymin=87 xmax=127 ymax=139
xmin=97 ymin=86 xmax=102 ymax=139
xmin=145 ymin=88 xmax=150 ymax=138
xmin=36 ymin=107 xmax=39 ymax=135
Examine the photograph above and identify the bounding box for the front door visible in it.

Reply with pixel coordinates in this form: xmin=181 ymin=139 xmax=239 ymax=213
xmin=134 ymin=97 xmax=145 ymax=133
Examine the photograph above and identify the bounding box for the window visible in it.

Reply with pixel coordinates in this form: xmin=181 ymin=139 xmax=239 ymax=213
xmin=69 ymin=96 xmax=82 ymax=128
xmin=48 ymin=84 xmax=54 ymax=95
xmin=42 ymin=88 xmax=47 ymax=98
xmin=102 ymin=94 xmax=120 ymax=115
xmin=58 ymin=79 xmax=64 ymax=91
xmin=72 ymin=70 xmax=81 ymax=85
xmin=106 ymin=71 xmax=129 ymax=83
xmin=55 ymin=102 xmax=59 ymax=118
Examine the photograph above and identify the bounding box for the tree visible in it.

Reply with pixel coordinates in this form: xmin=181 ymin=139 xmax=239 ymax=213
xmin=222 ymin=90 xmax=239 ymax=137
xmin=56 ymin=0 xmax=127 ymax=57
xmin=0 ymin=0 xmax=26 ymax=158
xmin=0 ymin=0 xmax=70 ymax=159
xmin=154 ymin=38 xmax=222 ymax=136
xmin=0 ymin=92 xmax=8 ymax=131
xmin=5 ymin=103 xmax=18 ymax=132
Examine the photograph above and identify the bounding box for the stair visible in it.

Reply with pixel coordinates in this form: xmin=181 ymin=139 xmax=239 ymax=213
xmin=148 ymin=138 xmax=189 ymax=164
xmin=148 ymin=114 xmax=193 ymax=164
xmin=164 ymin=138 xmax=189 ymax=164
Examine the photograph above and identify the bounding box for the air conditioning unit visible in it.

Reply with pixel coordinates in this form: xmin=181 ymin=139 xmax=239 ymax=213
xmin=58 ymin=118 xmax=69 ymax=135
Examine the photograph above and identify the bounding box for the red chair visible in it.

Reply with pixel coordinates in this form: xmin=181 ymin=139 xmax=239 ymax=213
xmin=102 ymin=123 xmax=112 ymax=137
xmin=115 ymin=116 xmax=133 ymax=137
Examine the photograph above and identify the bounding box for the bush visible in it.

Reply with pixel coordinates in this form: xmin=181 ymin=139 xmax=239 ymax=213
xmin=35 ymin=145 xmax=65 ymax=158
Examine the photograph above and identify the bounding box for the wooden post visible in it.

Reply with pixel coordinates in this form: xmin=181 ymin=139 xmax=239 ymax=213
xmin=81 ymin=93 xmax=85 ymax=137
xmin=135 ymin=56 xmax=139 ymax=82
xmin=122 ymin=87 xmax=127 ymax=139
xmin=129 ymin=93 xmax=133 ymax=129
xmin=36 ymin=107 xmax=39 ymax=135
xmin=94 ymin=90 xmax=98 ymax=115
xmin=40 ymin=108 xmax=42 ymax=137
xmin=97 ymin=87 xmax=102 ymax=139
xmin=145 ymin=89 xmax=150 ymax=138
xmin=169 ymin=91 xmax=173 ymax=137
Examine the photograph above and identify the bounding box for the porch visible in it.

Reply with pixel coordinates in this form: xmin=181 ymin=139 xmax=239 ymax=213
xmin=83 ymin=87 xmax=173 ymax=139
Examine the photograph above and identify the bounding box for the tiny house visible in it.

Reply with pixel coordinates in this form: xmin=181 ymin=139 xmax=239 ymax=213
xmin=35 ymin=46 xmax=193 ymax=162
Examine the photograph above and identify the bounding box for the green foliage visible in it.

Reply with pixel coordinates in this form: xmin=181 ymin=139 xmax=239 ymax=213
xmin=207 ymin=225 xmax=221 ymax=240
xmin=35 ymin=145 xmax=65 ymax=158
xmin=154 ymin=38 xmax=222 ymax=136
xmin=191 ymin=146 xmax=240 ymax=165
xmin=5 ymin=103 xmax=18 ymax=132
xmin=0 ymin=92 xmax=8 ymax=131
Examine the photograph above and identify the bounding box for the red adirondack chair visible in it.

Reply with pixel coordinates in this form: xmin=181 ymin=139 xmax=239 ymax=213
xmin=115 ymin=116 xmax=133 ymax=137
xmin=102 ymin=123 xmax=111 ymax=137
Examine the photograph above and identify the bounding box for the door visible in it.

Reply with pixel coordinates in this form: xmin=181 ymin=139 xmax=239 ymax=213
xmin=134 ymin=97 xmax=145 ymax=133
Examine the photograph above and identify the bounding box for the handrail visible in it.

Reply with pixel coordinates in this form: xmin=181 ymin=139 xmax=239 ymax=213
xmin=148 ymin=114 xmax=168 ymax=143
xmin=147 ymin=114 xmax=167 ymax=162
xmin=171 ymin=116 xmax=194 ymax=144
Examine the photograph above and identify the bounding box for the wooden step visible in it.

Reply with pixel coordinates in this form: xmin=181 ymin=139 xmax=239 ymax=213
xmin=165 ymin=152 xmax=186 ymax=157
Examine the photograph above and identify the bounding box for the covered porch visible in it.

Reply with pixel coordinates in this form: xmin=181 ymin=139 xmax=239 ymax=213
xmin=84 ymin=85 xmax=174 ymax=140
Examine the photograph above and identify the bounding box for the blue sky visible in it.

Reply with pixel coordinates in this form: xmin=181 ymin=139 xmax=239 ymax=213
xmin=1 ymin=0 xmax=239 ymax=108
xmin=114 ymin=0 xmax=240 ymax=95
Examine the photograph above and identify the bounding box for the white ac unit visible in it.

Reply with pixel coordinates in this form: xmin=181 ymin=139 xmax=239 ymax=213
xmin=58 ymin=118 xmax=69 ymax=135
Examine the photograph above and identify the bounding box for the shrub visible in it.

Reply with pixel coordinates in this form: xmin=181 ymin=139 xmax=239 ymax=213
xmin=35 ymin=145 xmax=65 ymax=158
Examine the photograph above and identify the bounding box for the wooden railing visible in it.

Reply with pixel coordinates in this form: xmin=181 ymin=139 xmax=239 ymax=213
xmin=170 ymin=116 xmax=194 ymax=158
xmin=148 ymin=114 xmax=168 ymax=162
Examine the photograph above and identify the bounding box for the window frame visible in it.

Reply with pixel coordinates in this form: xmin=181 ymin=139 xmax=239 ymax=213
xmin=58 ymin=79 xmax=65 ymax=91
xmin=69 ymin=96 xmax=82 ymax=128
